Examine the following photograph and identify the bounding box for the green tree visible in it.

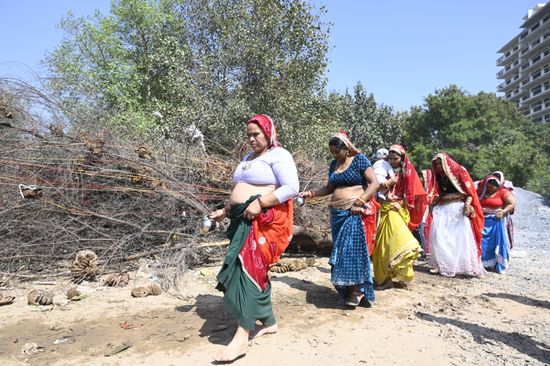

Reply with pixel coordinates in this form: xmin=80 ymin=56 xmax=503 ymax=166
xmin=335 ymin=82 xmax=403 ymax=157
xmin=45 ymin=0 xmax=331 ymax=150
xmin=403 ymin=85 xmax=547 ymax=187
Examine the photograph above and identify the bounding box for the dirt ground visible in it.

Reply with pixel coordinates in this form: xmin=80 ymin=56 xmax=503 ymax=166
xmin=0 ymin=257 xmax=548 ymax=366
xmin=1 ymin=188 xmax=549 ymax=366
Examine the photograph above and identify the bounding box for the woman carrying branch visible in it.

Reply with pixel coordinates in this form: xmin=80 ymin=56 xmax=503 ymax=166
xmin=209 ymin=114 xmax=299 ymax=362
xmin=300 ymin=131 xmax=379 ymax=307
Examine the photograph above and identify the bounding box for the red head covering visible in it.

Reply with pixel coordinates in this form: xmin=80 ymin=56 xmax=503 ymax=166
xmin=476 ymin=175 xmax=501 ymax=200
xmin=247 ymin=114 xmax=280 ymax=148
xmin=388 ymin=144 xmax=427 ymax=231
xmin=431 ymin=152 xmax=484 ymax=256
xmin=421 ymin=168 xmax=435 ymax=254
xmin=333 ymin=130 xmax=360 ymax=156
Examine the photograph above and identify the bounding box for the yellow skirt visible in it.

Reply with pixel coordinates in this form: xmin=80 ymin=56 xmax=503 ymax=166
xmin=373 ymin=202 xmax=422 ymax=285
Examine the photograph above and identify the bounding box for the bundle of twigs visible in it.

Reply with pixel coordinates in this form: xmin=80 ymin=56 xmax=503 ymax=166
xmin=0 ymin=79 xmax=330 ymax=283
xmin=0 ymin=114 xmax=236 ymax=278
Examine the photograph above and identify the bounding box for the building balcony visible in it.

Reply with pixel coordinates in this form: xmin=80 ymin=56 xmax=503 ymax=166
xmin=498 ymin=74 xmax=521 ymax=92
xmin=497 ymin=59 xmax=521 ymax=78
xmin=528 ymin=101 xmax=550 ymax=119
xmin=520 ymin=48 xmax=550 ymax=74
xmin=522 ymin=84 xmax=550 ymax=105
xmin=497 ymin=45 xmax=520 ymax=66
xmin=519 ymin=32 xmax=550 ymax=59
xmin=507 ymin=88 xmax=525 ymax=102
xmin=521 ymin=17 xmax=548 ymax=43
xmin=520 ymin=66 xmax=550 ymax=90
xmin=498 ymin=59 xmax=521 ymax=79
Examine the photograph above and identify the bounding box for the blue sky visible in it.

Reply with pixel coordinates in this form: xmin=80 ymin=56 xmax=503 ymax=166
xmin=0 ymin=0 xmax=542 ymax=111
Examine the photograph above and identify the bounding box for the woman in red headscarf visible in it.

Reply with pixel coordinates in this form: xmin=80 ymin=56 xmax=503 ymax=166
xmin=477 ymin=175 xmax=516 ymax=274
xmin=209 ymin=114 xmax=299 ymax=362
xmin=428 ymin=152 xmax=484 ymax=277
xmin=372 ymin=145 xmax=426 ymax=288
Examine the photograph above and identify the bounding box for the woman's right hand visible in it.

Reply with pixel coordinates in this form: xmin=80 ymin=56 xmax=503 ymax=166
xmin=390 ymin=201 xmax=402 ymax=211
xmin=299 ymin=191 xmax=314 ymax=199
xmin=209 ymin=208 xmax=226 ymax=222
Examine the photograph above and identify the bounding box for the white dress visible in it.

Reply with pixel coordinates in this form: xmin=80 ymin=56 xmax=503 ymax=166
xmin=428 ymin=201 xmax=485 ymax=277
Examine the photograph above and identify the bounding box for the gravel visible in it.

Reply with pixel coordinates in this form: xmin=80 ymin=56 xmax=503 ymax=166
xmin=511 ymin=188 xmax=550 ymax=257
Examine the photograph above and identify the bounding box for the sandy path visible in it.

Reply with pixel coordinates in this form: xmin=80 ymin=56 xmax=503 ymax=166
xmin=1 ymin=188 xmax=549 ymax=365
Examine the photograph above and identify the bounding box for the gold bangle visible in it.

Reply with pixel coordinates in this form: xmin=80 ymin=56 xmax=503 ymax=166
xmin=355 ymin=197 xmax=367 ymax=206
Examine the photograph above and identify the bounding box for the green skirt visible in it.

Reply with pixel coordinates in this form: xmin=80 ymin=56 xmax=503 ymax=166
xmin=216 ymin=197 xmax=276 ymax=331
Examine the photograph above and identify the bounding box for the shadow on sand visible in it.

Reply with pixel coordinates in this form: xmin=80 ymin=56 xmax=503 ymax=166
xmin=176 ymin=293 xmax=235 ymax=346
xmin=270 ymin=275 xmax=348 ymax=310
xmin=416 ymin=312 xmax=550 ymax=364
xmin=482 ymin=292 xmax=550 ymax=310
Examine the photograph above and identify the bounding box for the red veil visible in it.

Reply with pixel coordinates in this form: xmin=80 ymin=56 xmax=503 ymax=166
xmin=431 ymin=152 xmax=484 ymax=256
xmin=421 ymin=169 xmax=435 ymax=254
xmin=388 ymin=145 xmax=427 ymax=231
xmin=247 ymin=114 xmax=281 ymax=148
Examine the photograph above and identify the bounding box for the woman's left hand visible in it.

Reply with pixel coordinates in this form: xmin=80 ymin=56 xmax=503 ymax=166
xmin=350 ymin=205 xmax=365 ymax=215
xmin=463 ymin=203 xmax=472 ymax=217
xmin=244 ymin=198 xmax=262 ymax=221
xmin=363 ymin=202 xmax=374 ymax=215
xmin=495 ymin=209 xmax=504 ymax=219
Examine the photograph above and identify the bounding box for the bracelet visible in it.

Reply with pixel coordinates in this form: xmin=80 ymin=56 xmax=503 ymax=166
xmin=465 ymin=196 xmax=473 ymax=205
xmin=355 ymin=197 xmax=367 ymax=206
xmin=257 ymin=196 xmax=263 ymax=208
xmin=310 ymin=191 xmax=316 ymax=198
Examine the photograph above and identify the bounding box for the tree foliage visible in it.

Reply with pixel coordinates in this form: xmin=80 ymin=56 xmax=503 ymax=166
xmin=45 ymin=0 xmax=332 ymax=152
xmin=43 ymin=2 xmax=550 ymax=196
xmin=340 ymin=83 xmax=403 ymax=157
xmin=402 ymin=85 xmax=549 ymax=191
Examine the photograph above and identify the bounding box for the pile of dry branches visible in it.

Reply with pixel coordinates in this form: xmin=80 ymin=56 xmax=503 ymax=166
xmin=0 ymin=103 xmax=236 ymax=278
xmin=0 ymin=83 xmax=330 ymax=281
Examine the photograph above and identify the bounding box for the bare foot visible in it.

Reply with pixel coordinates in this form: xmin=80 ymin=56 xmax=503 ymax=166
xmin=213 ymin=340 xmax=248 ymax=363
xmin=249 ymin=323 xmax=278 ymax=339
xmin=213 ymin=326 xmax=248 ymax=363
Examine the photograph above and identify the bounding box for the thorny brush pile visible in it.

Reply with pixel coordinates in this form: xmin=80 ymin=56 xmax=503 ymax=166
xmin=0 ymin=95 xmax=329 ymax=286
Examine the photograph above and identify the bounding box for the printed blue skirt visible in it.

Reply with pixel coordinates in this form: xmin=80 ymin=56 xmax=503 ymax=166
xmin=329 ymin=208 xmax=375 ymax=303
xmin=481 ymin=215 xmax=509 ymax=274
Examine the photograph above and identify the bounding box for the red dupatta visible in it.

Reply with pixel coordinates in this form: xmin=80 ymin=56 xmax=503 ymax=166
xmin=247 ymin=114 xmax=281 ymax=148
xmin=422 ymin=169 xmax=436 ymax=205
xmin=421 ymin=169 xmax=435 ymax=254
xmin=431 ymin=152 xmax=484 ymax=256
xmin=388 ymin=144 xmax=427 ymax=231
